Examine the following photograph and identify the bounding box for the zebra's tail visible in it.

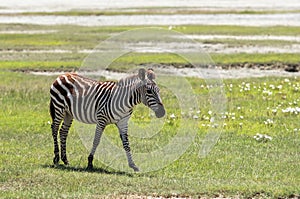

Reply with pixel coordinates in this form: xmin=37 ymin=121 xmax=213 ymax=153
xmin=49 ymin=99 xmax=56 ymax=121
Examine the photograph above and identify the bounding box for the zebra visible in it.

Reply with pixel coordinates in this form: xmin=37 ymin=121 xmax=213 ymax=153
xmin=49 ymin=68 xmax=165 ymax=172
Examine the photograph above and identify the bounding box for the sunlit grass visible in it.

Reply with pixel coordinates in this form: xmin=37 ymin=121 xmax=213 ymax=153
xmin=0 ymin=24 xmax=299 ymax=72
xmin=173 ymin=25 xmax=300 ymax=36
xmin=211 ymin=53 xmax=300 ymax=64
xmin=0 ymin=22 xmax=299 ymax=198
xmin=0 ymin=71 xmax=299 ymax=198
xmin=1 ymin=52 xmax=299 ymax=72
xmin=0 ymin=61 xmax=80 ymax=70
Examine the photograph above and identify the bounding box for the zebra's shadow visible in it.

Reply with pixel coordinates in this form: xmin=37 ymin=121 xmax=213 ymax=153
xmin=42 ymin=164 xmax=134 ymax=177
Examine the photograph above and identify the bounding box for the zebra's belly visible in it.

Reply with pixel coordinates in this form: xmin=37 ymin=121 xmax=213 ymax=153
xmin=73 ymin=114 xmax=97 ymax=124
xmin=70 ymin=98 xmax=97 ymax=124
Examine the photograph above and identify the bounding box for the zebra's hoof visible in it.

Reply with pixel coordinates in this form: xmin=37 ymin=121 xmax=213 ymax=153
xmin=62 ymin=158 xmax=69 ymax=165
xmin=130 ymin=165 xmax=139 ymax=172
xmin=53 ymin=155 xmax=60 ymax=165
xmin=86 ymin=164 xmax=93 ymax=171
xmin=63 ymin=160 xmax=69 ymax=165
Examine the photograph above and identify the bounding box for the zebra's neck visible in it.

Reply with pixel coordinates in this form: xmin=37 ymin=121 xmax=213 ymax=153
xmin=111 ymin=76 xmax=144 ymax=112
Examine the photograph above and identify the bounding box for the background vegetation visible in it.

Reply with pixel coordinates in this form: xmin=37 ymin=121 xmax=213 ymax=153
xmin=0 ymin=22 xmax=299 ymax=198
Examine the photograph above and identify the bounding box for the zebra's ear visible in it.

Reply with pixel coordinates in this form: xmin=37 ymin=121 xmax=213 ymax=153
xmin=138 ymin=68 xmax=146 ymax=81
xmin=147 ymin=68 xmax=156 ymax=81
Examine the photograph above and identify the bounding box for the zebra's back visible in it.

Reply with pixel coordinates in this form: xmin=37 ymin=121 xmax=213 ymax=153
xmin=50 ymin=73 xmax=116 ymax=124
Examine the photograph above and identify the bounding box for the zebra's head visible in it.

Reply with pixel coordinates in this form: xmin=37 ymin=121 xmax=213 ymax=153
xmin=138 ymin=68 xmax=165 ymax=118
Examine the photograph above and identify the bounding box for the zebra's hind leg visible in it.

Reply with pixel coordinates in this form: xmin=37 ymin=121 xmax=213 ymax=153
xmin=87 ymin=123 xmax=105 ymax=170
xmin=51 ymin=122 xmax=61 ymax=165
xmin=50 ymin=100 xmax=63 ymax=165
xmin=59 ymin=112 xmax=73 ymax=165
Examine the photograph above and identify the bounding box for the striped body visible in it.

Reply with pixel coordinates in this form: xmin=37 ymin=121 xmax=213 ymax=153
xmin=49 ymin=69 xmax=165 ymax=171
xmin=50 ymin=73 xmax=116 ymax=124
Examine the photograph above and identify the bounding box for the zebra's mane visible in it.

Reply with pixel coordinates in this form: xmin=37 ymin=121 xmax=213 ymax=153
xmin=117 ymin=74 xmax=141 ymax=87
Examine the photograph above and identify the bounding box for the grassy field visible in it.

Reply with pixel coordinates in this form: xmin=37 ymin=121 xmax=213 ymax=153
xmin=0 ymin=24 xmax=299 ymax=72
xmin=0 ymin=23 xmax=300 ymax=198
xmin=0 ymin=70 xmax=299 ymax=198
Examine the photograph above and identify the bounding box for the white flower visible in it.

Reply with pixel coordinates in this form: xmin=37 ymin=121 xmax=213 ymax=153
xmin=203 ymin=115 xmax=210 ymax=120
xmin=170 ymin=113 xmax=176 ymax=119
xmin=264 ymin=135 xmax=272 ymax=141
xmin=240 ymin=116 xmax=244 ymax=119
xmin=193 ymin=115 xmax=199 ymax=119
xmin=269 ymin=84 xmax=275 ymax=89
xmin=282 ymin=107 xmax=300 ymax=114
xmin=254 ymin=133 xmax=272 ymax=142
xmin=263 ymin=90 xmax=273 ymax=96
xmin=277 ymin=85 xmax=283 ymax=90
xmin=264 ymin=119 xmax=274 ymax=125
xmin=254 ymin=133 xmax=263 ymax=141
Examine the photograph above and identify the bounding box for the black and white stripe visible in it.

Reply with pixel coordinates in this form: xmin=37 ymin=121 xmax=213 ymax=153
xmin=50 ymin=68 xmax=165 ymax=171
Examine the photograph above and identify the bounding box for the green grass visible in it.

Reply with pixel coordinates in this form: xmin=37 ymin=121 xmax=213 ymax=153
xmin=0 ymin=22 xmax=300 ymax=198
xmin=0 ymin=61 xmax=80 ymax=71
xmin=200 ymin=38 xmax=299 ymax=47
xmin=173 ymin=25 xmax=300 ymax=36
xmin=0 ymin=71 xmax=299 ymax=198
xmin=1 ymin=52 xmax=300 ymax=72
xmin=0 ymin=24 xmax=299 ymax=72
xmin=211 ymin=53 xmax=300 ymax=64
xmin=1 ymin=24 xmax=299 ymax=52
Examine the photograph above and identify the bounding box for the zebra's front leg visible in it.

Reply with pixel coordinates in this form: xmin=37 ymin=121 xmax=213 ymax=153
xmin=116 ymin=119 xmax=139 ymax=172
xmin=87 ymin=123 xmax=105 ymax=170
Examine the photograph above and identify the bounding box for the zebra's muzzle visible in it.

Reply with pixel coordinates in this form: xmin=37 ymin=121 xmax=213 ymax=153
xmin=154 ymin=104 xmax=165 ymax=118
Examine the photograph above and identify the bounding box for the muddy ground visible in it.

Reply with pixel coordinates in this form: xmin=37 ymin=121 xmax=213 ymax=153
xmin=21 ymin=62 xmax=300 ymax=80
